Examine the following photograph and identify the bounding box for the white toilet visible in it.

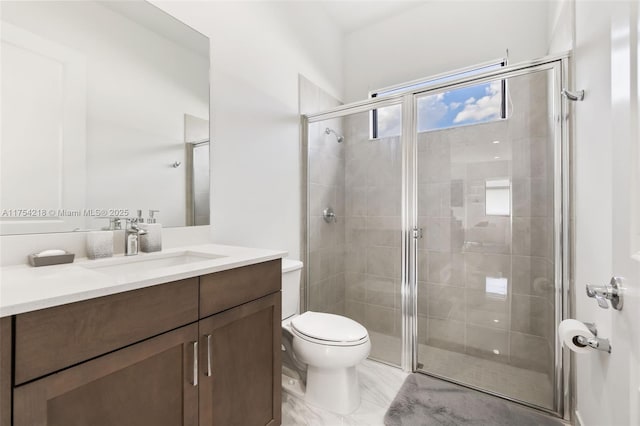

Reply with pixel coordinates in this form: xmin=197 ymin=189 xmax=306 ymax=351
xmin=281 ymin=258 xmax=371 ymax=415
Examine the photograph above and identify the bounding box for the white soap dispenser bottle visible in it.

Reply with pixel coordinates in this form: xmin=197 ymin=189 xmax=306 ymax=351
xmin=140 ymin=209 xmax=162 ymax=253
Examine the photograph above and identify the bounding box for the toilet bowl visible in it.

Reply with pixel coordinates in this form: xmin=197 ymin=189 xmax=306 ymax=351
xmin=281 ymin=259 xmax=371 ymax=415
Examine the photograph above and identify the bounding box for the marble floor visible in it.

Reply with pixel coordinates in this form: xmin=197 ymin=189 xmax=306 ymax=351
xmin=283 ymin=334 xmax=555 ymax=424
xmin=282 ymin=359 xmax=408 ymax=426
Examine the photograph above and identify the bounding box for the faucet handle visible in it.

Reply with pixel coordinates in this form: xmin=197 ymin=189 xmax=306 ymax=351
xmin=125 ymin=218 xmax=147 ymax=234
xmin=100 ymin=217 xmax=121 ymax=231
xmin=148 ymin=209 xmax=160 ymax=224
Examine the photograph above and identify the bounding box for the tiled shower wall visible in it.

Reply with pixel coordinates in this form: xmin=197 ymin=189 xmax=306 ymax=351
xmin=417 ymin=69 xmax=556 ymax=383
xmin=343 ymin=112 xmax=402 ymax=345
xmin=301 ymin=76 xmax=346 ymax=316
xmin=307 ymin=120 xmax=347 ymax=315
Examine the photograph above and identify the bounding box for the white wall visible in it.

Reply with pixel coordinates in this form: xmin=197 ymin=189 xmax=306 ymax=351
xmin=152 ymin=1 xmax=344 ymax=259
xmin=547 ymin=0 xmax=574 ymax=54
xmin=343 ymin=1 xmax=550 ymax=102
xmin=573 ymin=1 xmax=640 ymax=425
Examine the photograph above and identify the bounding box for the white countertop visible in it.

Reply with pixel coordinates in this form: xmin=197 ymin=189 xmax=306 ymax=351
xmin=0 ymin=244 xmax=287 ymax=317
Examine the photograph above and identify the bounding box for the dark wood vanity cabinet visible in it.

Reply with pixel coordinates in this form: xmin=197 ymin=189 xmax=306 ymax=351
xmin=198 ymin=259 xmax=282 ymax=426
xmin=14 ymin=278 xmax=200 ymax=386
xmin=0 ymin=317 xmax=11 ymax=426
xmin=13 ymin=324 xmax=199 ymax=426
xmin=1 ymin=259 xmax=282 ymax=426
xmin=199 ymin=292 xmax=281 ymax=426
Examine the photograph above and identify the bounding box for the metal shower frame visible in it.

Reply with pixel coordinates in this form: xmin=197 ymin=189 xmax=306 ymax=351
xmin=301 ymin=52 xmax=572 ymax=420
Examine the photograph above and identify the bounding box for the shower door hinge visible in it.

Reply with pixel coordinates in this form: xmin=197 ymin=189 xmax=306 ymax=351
xmin=412 ymin=227 xmax=423 ymax=239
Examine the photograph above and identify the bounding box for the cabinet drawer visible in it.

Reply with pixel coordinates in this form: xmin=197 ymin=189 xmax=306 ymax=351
xmin=14 ymin=323 xmax=199 ymax=426
xmin=200 ymin=260 xmax=281 ymax=318
xmin=15 ymin=278 xmax=199 ymax=385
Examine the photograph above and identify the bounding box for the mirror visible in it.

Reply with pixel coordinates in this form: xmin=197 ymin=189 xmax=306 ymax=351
xmin=0 ymin=1 xmax=210 ymax=235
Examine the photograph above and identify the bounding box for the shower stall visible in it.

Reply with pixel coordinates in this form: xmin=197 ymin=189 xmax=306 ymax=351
xmin=302 ymin=54 xmax=570 ymax=417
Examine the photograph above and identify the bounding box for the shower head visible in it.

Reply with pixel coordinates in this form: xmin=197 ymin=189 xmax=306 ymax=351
xmin=325 ymin=127 xmax=344 ymax=143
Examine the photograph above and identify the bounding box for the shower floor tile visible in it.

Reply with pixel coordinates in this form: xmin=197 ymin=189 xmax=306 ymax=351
xmin=282 ymin=359 xmax=408 ymax=426
xmin=418 ymin=344 xmax=554 ymax=410
xmin=368 ymin=330 xmax=402 ymax=365
xmin=366 ymin=330 xmax=553 ymax=410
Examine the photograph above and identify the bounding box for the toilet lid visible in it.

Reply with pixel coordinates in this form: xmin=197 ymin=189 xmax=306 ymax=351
xmin=291 ymin=312 xmax=368 ymax=343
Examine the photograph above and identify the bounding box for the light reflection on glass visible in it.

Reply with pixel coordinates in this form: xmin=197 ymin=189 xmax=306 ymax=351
xmin=485 ymin=276 xmax=508 ymax=298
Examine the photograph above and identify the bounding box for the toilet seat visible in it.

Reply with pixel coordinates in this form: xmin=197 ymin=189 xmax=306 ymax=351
xmin=291 ymin=312 xmax=369 ymax=347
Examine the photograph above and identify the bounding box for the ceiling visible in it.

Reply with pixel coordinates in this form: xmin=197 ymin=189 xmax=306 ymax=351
xmin=317 ymin=1 xmax=426 ymax=34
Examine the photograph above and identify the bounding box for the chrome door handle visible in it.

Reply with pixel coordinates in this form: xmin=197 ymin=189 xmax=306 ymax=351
xmin=585 ymin=283 xmax=610 ymax=309
xmin=205 ymin=334 xmax=212 ymax=377
xmin=586 ymin=277 xmax=623 ymax=310
xmin=192 ymin=341 xmax=198 ymax=386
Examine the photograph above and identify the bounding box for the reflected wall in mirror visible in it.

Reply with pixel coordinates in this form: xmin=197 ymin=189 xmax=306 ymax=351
xmin=0 ymin=1 xmax=210 ymax=235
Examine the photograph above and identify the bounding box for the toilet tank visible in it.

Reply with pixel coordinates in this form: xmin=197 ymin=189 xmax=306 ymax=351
xmin=281 ymin=258 xmax=303 ymax=320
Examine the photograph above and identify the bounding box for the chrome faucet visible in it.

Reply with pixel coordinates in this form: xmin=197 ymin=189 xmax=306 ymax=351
xmin=97 ymin=217 xmax=122 ymax=231
xmin=124 ymin=218 xmax=147 ymax=256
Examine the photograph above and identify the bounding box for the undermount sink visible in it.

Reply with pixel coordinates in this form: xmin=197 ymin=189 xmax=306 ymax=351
xmin=82 ymin=251 xmax=226 ymax=276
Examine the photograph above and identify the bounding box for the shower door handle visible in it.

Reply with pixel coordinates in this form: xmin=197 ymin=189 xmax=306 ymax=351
xmin=412 ymin=228 xmax=423 ymax=239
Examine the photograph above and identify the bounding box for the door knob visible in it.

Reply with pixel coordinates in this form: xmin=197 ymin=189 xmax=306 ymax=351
xmin=586 ymin=277 xmax=623 ymax=310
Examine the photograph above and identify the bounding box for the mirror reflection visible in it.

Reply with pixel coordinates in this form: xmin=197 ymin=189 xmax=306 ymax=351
xmin=0 ymin=1 xmax=210 ymax=235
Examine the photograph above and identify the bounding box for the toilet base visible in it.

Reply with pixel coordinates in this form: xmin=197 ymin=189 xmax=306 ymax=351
xmin=304 ymin=365 xmax=361 ymax=415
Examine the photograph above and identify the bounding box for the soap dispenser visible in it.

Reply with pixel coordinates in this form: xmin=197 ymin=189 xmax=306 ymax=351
xmin=140 ymin=209 xmax=162 ymax=252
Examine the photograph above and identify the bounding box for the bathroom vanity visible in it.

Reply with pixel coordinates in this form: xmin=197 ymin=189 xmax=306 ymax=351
xmin=0 ymin=245 xmax=284 ymax=426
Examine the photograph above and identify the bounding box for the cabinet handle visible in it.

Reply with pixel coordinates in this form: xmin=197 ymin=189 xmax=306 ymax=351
xmin=206 ymin=334 xmax=212 ymax=377
xmin=192 ymin=341 xmax=198 ymax=387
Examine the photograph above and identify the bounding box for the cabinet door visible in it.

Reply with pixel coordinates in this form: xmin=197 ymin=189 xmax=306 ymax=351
xmin=199 ymin=292 xmax=281 ymax=426
xmin=14 ymin=323 xmax=199 ymax=426
xmin=1 ymin=317 xmax=12 ymax=426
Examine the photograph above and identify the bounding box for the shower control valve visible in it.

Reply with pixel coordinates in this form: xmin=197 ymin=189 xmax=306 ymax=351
xmin=586 ymin=277 xmax=623 ymax=311
xmin=322 ymin=207 xmax=337 ymax=223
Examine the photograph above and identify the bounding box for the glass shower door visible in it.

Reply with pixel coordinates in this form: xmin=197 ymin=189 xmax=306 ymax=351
xmin=414 ymin=66 xmax=560 ymax=411
xmin=307 ymin=103 xmax=404 ymax=367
